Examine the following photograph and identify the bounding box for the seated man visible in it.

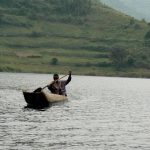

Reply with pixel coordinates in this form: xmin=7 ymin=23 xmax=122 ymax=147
xmin=48 ymin=71 xmax=71 ymax=96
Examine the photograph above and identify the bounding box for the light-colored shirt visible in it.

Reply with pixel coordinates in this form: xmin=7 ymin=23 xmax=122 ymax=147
xmin=49 ymin=75 xmax=71 ymax=96
xmin=53 ymin=80 xmax=68 ymax=96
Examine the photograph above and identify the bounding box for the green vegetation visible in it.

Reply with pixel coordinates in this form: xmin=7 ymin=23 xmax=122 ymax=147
xmin=110 ymin=47 xmax=128 ymax=69
xmin=51 ymin=57 xmax=58 ymax=65
xmin=0 ymin=0 xmax=150 ymax=77
xmin=145 ymin=30 xmax=150 ymax=39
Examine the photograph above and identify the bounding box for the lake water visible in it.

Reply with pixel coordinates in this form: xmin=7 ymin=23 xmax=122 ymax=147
xmin=0 ymin=72 xmax=150 ymax=150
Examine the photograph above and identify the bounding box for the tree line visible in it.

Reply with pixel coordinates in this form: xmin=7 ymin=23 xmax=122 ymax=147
xmin=0 ymin=0 xmax=92 ymax=16
xmin=52 ymin=0 xmax=92 ymax=16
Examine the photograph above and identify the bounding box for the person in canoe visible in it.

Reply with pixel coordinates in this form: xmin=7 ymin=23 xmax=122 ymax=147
xmin=47 ymin=71 xmax=72 ymax=96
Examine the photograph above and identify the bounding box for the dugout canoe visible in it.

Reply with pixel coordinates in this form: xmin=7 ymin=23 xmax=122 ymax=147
xmin=23 ymin=90 xmax=68 ymax=107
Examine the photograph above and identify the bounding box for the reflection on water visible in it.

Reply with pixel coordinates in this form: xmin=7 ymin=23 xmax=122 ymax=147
xmin=0 ymin=72 xmax=150 ymax=150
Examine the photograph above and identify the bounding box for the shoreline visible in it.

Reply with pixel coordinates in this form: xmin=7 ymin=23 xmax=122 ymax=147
xmin=0 ymin=70 xmax=149 ymax=79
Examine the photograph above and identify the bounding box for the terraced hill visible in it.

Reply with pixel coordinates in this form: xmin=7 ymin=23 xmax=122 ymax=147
xmin=0 ymin=0 xmax=150 ymax=77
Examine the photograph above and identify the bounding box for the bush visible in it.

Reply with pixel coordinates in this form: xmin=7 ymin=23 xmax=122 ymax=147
xmin=30 ymin=31 xmax=43 ymax=37
xmin=51 ymin=58 xmax=58 ymax=65
xmin=145 ymin=30 xmax=150 ymax=39
xmin=129 ymin=17 xmax=135 ymax=25
xmin=110 ymin=47 xmax=128 ymax=69
xmin=127 ymin=55 xmax=135 ymax=66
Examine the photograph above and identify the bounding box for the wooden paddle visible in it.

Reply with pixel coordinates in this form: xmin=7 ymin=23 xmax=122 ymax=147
xmin=34 ymin=74 xmax=68 ymax=93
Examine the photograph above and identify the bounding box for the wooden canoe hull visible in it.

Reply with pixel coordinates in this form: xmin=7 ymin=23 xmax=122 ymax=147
xmin=23 ymin=91 xmax=68 ymax=107
xmin=42 ymin=91 xmax=68 ymax=103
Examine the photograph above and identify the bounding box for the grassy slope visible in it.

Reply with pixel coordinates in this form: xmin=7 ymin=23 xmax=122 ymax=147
xmin=0 ymin=1 xmax=150 ymax=77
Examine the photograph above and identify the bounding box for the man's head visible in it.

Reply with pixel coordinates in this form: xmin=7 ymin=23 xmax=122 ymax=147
xmin=53 ymin=73 xmax=59 ymax=81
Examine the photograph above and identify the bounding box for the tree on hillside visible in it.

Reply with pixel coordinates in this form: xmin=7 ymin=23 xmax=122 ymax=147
xmin=129 ymin=17 xmax=135 ymax=25
xmin=110 ymin=47 xmax=128 ymax=69
xmin=51 ymin=58 xmax=58 ymax=65
xmin=144 ymin=30 xmax=150 ymax=47
xmin=145 ymin=30 xmax=150 ymax=39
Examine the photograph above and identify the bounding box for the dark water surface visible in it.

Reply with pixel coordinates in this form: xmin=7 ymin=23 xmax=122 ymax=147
xmin=0 ymin=72 xmax=150 ymax=150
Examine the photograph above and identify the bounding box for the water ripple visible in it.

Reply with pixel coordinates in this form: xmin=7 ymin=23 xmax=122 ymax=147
xmin=0 ymin=73 xmax=150 ymax=150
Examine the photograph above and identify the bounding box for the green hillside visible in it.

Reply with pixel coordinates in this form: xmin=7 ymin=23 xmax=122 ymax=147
xmin=0 ymin=0 xmax=150 ymax=77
